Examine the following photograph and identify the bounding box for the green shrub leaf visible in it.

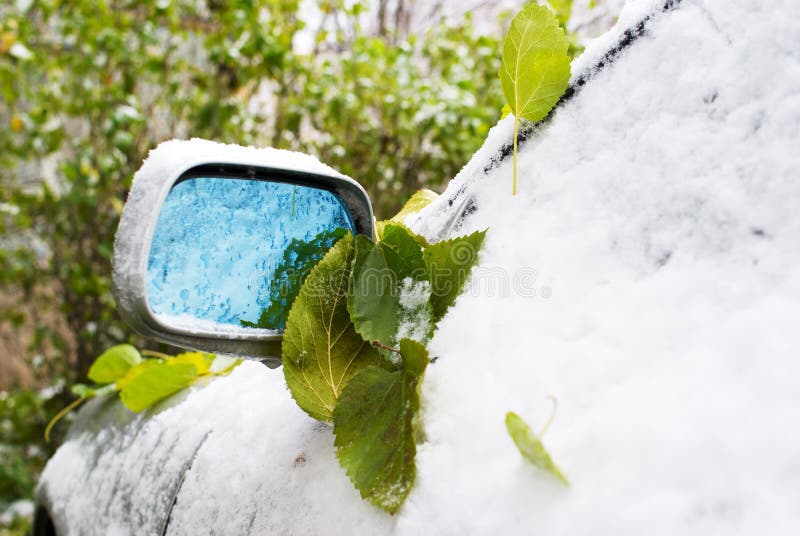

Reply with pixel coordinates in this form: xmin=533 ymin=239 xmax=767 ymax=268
xmin=505 ymin=411 xmax=569 ymax=485
xmin=348 ymin=223 xmax=431 ymax=346
xmin=333 ymin=339 xmax=429 ymax=514
xmin=282 ymin=232 xmax=382 ymax=422
xmin=424 ymin=229 xmax=487 ymax=322
xmin=499 ymin=3 xmax=570 ymax=122
xmin=117 ymin=360 xmax=199 ymax=413
xmin=87 ymin=344 xmax=142 ymax=384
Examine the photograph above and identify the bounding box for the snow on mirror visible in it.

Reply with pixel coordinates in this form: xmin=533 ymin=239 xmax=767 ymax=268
xmin=146 ymin=176 xmax=354 ymax=332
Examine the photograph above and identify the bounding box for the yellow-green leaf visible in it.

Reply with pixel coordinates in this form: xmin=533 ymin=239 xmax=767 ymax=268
xmin=505 ymin=411 xmax=569 ymax=485
xmin=171 ymin=352 xmax=214 ymax=374
xmin=118 ymin=360 xmax=199 ymax=412
xmin=390 ymin=189 xmax=439 ymax=223
xmin=499 ymin=3 xmax=571 ymax=122
xmin=87 ymin=344 xmax=142 ymax=384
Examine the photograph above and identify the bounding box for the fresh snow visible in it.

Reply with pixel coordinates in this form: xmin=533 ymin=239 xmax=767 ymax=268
xmin=396 ymin=277 xmax=433 ymax=345
xmin=39 ymin=0 xmax=800 ymax=534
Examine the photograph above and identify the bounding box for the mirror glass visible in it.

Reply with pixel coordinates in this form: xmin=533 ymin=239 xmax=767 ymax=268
xmin=146 ymin=176 xmax=354 ymax=332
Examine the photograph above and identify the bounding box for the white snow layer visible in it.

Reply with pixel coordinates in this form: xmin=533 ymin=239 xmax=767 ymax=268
xmin=39 ymin=0 xmax=800 ymax=534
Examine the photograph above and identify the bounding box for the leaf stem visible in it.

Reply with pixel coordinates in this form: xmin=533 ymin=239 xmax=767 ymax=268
xmin=512 ymin=114 xmax=519 ymax=196
xmin=372 ymin=341 xmax=400 ymax=354
xmin=44 ymin=396 xmax=87 ymax=442
xmin=538 ymin=395 xmax=558 ymax=437
xmin=141 ymin=349 xmax=171 ymax=360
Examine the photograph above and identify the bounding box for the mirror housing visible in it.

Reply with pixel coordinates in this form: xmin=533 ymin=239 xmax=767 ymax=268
xmin=112 ymin=139 xmax=374 ymax=367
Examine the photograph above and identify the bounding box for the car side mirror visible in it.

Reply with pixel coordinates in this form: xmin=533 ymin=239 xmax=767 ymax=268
xmin=112 ymin=140 xmax=374 ymax=367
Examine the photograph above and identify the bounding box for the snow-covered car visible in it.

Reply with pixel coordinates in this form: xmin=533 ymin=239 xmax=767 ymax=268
xmin=34 ymin=0 xmax=800 ymax=534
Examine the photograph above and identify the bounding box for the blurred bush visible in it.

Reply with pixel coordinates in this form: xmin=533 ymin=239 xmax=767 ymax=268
xmin=0 ymin=0 xmax=504 ymax=380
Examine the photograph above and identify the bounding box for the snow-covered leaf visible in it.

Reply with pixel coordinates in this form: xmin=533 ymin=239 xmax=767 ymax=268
xmin=348 ymin=223 xmax=430 ymax=346
xmin=333 ymin=339 xmax=429 ymax=514
xmin=282 ymin=232 xmax=382 ymax=422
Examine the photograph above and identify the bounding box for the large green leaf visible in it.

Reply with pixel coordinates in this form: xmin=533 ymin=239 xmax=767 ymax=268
xmin=87 ymin=344 xmax=142 ymax=384
xmin=505 ymin=411 xmax=569 ymax=485
xmin=333 ymin=339 xmax=429 ymax=514
xmin=117 ymin=360 xmax=199 ymax=413
xmin=499 ymin=3 xmax=570 ymax=122
xmin=282 ymin=232 xmax=382 ymax=422
xmin=424 ymin=229 xmax=487 ymax=322
xmin=348 ymin=223 xmax=431 ymax=346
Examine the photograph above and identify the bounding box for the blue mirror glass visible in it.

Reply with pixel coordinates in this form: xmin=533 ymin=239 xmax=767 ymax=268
xmin=146 ymin=176 xmax=354 ymax=332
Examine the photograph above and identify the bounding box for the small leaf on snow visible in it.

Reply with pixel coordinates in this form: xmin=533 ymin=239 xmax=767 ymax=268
xmin=423 ymin=229 xmax=486 ymax=322
xmin=87 ymin=344 xmax=142 ymax=384
xmin=282 ymin=232 xmax=382 ymax=422
xmin=118 ymin=360 xmax=199 ymax=412
xmin=505 ymin=411 xmax=569 ymax=485
xmin=333 ymin=339 xmax=429 ymax=514
xmin=348 ymin=223 xmax=430 ymax=346
xmin=499 ymin=3 xmax=570 ymax=122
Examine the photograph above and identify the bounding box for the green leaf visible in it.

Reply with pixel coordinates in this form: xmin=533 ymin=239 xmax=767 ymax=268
xmin=499 ymin=3 xmax=571 ymax=122
xmin=390 ymin=189 xmax=439 ymax=223
xmin=505 ymin=411 xmax=569 ymax=485
xmin=348 ymin=223 xmax=431 ymax=346
xmin=87 ymin=344 xmax=142 ymax=384
xmin=117 ymin=360 xmax=199 ymax=413
xmin=282 ymin=232 xmax=382 ymax=422
xmin=501 ymin=102 xmax=512 ymax=119
xmin=333 ymin=339 xmax=429 ymax=514
xmin=424 ymin=229 xmax=486 ymax=322
xmin=170 ymin=351 xmax=214 ymax=374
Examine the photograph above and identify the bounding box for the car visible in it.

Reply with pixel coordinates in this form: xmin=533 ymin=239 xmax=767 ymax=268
xmin=34 ymin=0 xmax=800 ymax=534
